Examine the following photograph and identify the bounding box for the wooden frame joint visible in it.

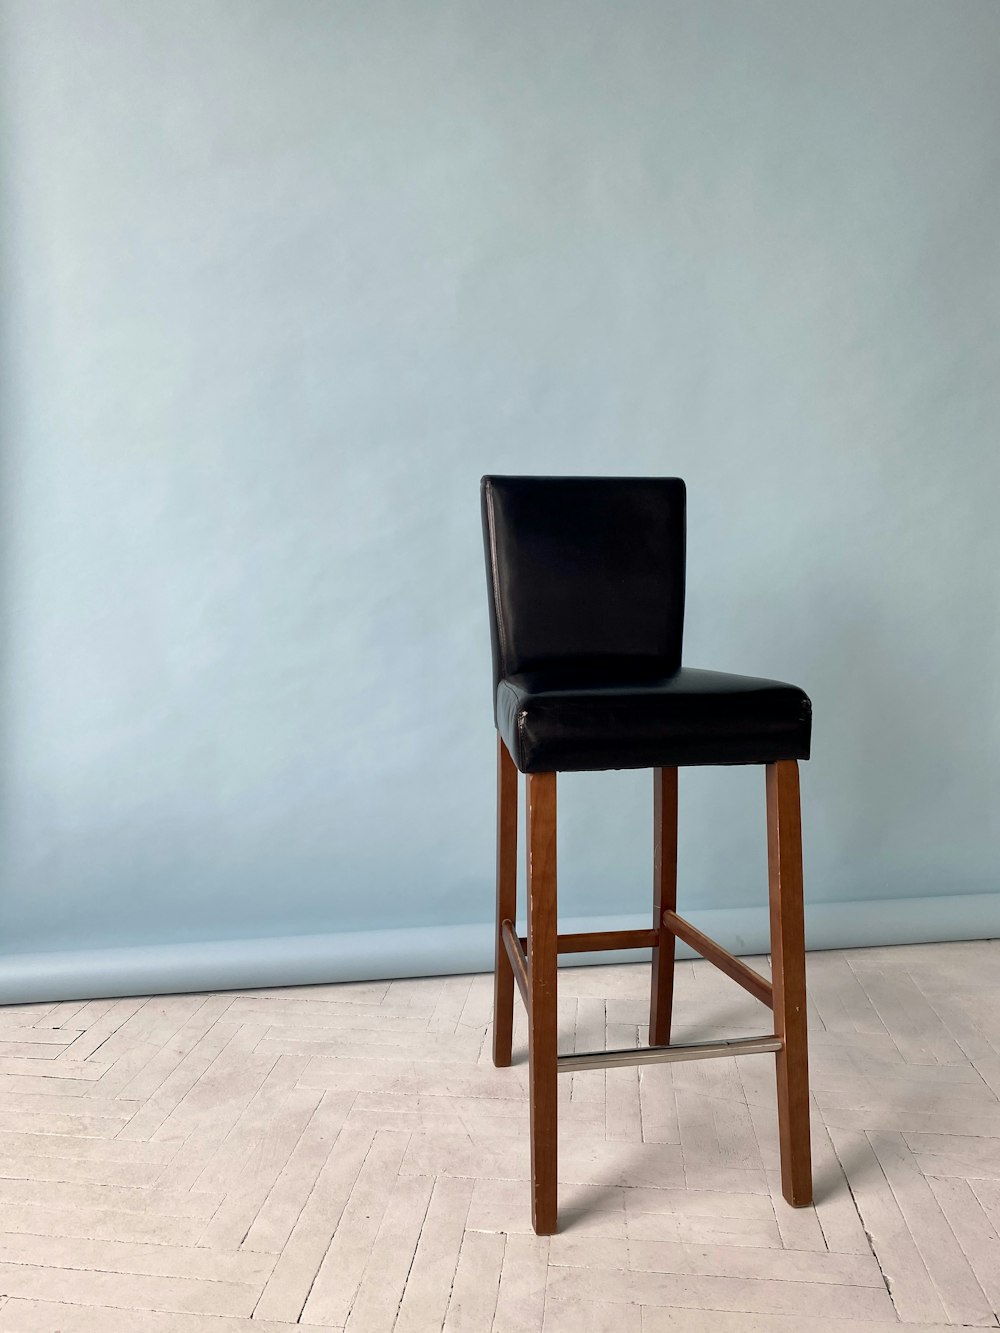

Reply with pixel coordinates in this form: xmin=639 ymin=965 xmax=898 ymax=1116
xmin=662 ymin=909 xmax=774 ymax=1009
xmin=516 ymin=927 xmax=657 ymax=957
xmin=501 ymin=919 xmax=530 ymax=1009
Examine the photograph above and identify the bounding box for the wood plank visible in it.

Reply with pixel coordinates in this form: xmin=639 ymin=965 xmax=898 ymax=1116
xmin=527 ymin=771 xmax=558 ymax=1236
xmin=650 ymin=767 xmax=679 ymax=1045
xmin=662 ymin=911 xmax=773 ymax=1010
xmin=766 ymin=759 xmax=812 ymax=1208
xmin=531 ymin=929 xmax=657 ymax=954
xmin=501 ymin=921 xmax=530 ymax=1012
xmin=493 ymin=736 xmax=519 ymax=1068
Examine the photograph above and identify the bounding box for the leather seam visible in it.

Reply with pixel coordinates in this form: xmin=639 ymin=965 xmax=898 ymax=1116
xmin=484 ymin=482 xmax=508 ymax=675
xmin=497 ymin=679 xmax=523 ymax=768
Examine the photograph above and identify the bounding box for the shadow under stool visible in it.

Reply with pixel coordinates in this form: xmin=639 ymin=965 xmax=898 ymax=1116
xmin=481 ymin=474 xmax=813 ymax=1235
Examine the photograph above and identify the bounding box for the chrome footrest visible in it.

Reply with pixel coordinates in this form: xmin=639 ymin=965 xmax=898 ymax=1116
xmin=557 ymin=1034 xmax=782 ymax=1072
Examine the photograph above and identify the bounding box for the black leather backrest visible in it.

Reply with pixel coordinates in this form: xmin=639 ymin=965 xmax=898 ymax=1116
xmin=481 ymin=475 xmax=686 ymax=701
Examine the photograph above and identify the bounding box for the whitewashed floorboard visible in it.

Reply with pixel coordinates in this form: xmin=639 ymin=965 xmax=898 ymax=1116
xmin=0 ymin=939 xmax=996 ymax=1328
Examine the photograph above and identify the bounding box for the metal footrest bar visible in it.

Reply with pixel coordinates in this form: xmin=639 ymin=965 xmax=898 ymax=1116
xmin=557 ymin=1034 xmax=783 ymax=1073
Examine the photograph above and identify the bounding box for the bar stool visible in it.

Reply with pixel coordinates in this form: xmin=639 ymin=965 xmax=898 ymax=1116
xmin=481 ymin=475 xmax=812 ymax=1235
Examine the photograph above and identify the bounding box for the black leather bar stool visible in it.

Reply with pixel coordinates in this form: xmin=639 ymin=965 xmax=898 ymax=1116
xmin=481 ymin=475 xmax=812 ymax=1235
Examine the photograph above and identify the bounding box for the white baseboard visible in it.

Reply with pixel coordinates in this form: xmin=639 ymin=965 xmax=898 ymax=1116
xmin=1 ymin=893 xmax=998 ymax=1005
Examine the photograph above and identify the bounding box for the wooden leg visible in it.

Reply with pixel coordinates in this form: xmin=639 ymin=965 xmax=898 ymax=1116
xmin=493 ymin=736 xmax=518 ymax=1068
xmin=527 ymin=770 xmax=558 ymax=1235
xmin=766 ymin=760 xmax=813 ymax=1207
xmin=649 ymin=767 xmax=678 ymax=1046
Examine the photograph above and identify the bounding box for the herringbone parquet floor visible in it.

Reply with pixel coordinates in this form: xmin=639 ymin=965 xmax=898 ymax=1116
xmin=0 ymin=939 xmax=998 ymax=1331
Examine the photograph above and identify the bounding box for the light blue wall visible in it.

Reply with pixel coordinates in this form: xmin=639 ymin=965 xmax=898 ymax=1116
xmin=1 ymin=1 xmax=998 ymax=1001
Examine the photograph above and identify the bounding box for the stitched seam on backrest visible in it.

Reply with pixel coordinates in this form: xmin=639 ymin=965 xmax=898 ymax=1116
xmin=484 ymin=482 xmax=509 ymax=676
xmin=516 ymin=707 xmax=527 ymax=771
xmin=496 ymin=679 xmax=523 ymax=768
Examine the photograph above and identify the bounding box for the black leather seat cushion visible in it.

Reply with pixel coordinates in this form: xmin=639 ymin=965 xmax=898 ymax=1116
xmin=496 ymin=661 xmax=812 ymax=774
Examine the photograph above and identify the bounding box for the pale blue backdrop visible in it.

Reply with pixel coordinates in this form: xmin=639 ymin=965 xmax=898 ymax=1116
xmin=1 ymin=1 xmax=998 ymax=1001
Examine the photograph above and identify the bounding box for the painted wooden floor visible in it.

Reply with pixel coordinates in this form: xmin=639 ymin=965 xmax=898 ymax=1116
xmin=0 ymin=939 xmax=998 ymax=1331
